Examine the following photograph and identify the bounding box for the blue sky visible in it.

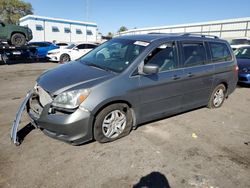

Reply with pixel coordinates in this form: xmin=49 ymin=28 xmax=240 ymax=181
xmin=24 ymin=0 xmax=250 ymax=35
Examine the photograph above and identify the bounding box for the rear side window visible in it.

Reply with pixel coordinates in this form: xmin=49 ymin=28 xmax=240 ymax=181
xmin=209 ymin=42 xmax=232 ymax=63
xmin=182 ymin=42 xmax=206 ymax=67
xmin=85 ymin=44 xmax=97 ymax=49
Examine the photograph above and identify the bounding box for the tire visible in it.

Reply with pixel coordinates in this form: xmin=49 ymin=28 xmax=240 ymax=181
xmin=208 ymin=84 xmax=226 ymax=109
xmin=94 ymin=103 xmax=133 ymax=143
xmin=10 ymin=33 xmax=26 ymax=46
xmin=59 ymin=54 xmax=70 ymax=63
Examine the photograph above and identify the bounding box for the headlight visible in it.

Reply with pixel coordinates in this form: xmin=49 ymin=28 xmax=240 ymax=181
xmin=52 ymin=89 xmax=90 ymax=109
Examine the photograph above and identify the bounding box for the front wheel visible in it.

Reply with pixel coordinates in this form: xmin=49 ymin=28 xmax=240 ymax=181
xmin=59 ymin=54 xmax=70 ymax=63
xmin=94 ymin=103 xmax=133 ymax=143
xmin=208 ymin=84 xmax=226 ymax=108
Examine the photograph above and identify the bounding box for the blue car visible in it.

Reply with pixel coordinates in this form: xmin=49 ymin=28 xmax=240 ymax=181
xmin=29 ymin=42 xmax=59 ymax=59
xmin=235 ymin=46 xmax=250 ymax=84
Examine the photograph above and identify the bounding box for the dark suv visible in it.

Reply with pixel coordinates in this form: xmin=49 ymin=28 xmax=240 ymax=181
xmin=0 ymin=21 xmax=33 ymax=46
xmin=11 ymin=33 xmax=238 ymax=145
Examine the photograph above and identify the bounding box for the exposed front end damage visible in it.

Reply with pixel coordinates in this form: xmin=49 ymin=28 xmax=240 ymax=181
xmin=11 ymin=85 xmax=94 ymax=146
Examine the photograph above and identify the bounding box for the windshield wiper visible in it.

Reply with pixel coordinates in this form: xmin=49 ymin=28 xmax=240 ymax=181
xmin=86 ymin=63 xmax=114 ymax=73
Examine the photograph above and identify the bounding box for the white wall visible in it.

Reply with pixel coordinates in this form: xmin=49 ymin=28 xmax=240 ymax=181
xmin=117 ymin=18 xmax=250 ymax=40
xmin=20 ymin=17 xmax=98 ymax=43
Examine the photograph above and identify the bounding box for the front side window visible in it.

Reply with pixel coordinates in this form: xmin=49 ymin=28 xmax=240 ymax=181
xmin=36 ymin=24 xmax=43 ymax=31
xmin=52 ymin=26 xmax=59 ymax=32
xmin=209 ymin=42 xmax=232 ymax=63
xmin=182 ymin=42 xmax=206 ymax=67
xmin=144 ymin=42 xmax=178 ymax=72
xmin=79 ymin=39 xmax=148 ymax=73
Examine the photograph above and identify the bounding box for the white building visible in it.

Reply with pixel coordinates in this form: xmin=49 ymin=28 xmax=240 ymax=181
xmin=19 ymin=15 xmax=99 ymax=43
xmin=117 ymin=17 xmax=250 ymax=40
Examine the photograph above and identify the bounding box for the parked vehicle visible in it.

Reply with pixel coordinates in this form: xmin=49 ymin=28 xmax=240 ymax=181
xmin=11 ymin=33 xmax=238 ymax=145
xmin=235 ymin=46 xmax=250 ymax=84
xmin=56 ymin=42 xmax=71 ymax=49
xmin=230 ymin=38 xmax=250 ymax=50
xmin=0 ymin=21 xmax=33 ymax=46
xmin=29 ymin=42 xmax=59 ymax=59
xmin=47 ymin=43 xmax=98 ymax=63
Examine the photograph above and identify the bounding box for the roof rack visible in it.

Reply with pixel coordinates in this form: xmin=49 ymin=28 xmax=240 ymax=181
xmin=181 ymin=33 xmax=219 ymax=39
xmin=147 ymin=32 xmax=219 ymax=39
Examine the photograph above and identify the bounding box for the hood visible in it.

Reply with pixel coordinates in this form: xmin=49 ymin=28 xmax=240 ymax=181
xmin=37 ymin=61 xmax=114 ymax=95
xmin=237 ymin=58 xmax=250 ymax=69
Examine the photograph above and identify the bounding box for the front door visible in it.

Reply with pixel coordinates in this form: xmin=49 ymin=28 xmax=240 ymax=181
xmin=137 ymin=41 xmax=186 ymax=122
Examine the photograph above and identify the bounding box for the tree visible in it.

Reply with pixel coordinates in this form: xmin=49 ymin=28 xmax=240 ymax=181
xmin=118 ymin=26 xmax=128 ymax=33
xmin=107 ymin=32 xmax=113 ymax=38
xmin=0 ymin=0 xmax=33 ymax=24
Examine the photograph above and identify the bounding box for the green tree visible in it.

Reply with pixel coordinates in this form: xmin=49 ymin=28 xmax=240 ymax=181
xmin=107 ymin=32 xmax=113 ymax=38
xmin=0 ymin=0 xmax=33 ymax=24
xmin=118 ymin=26 xmax=128 ymax=33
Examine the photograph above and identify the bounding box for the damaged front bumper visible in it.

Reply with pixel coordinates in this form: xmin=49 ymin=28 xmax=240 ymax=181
xmin=11 ymin=87 xmax=94 ymax=146
xmin=11 ymin=91 xmax=34 ymax=145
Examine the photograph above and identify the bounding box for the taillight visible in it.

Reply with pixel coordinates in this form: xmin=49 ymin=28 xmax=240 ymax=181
xmin=234 ymin=64 xmax=239 ymax=77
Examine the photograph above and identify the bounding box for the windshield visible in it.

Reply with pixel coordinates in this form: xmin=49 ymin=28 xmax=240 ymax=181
xmin=79 ymin=38 xmax=148 ymax=73
xmin=66 ymin=44 xmax=76 ymax=49
xmin=230 ymin=39 xmax=250 ymax=45
xmin=235 ymin=47 xmax=250 ymax=59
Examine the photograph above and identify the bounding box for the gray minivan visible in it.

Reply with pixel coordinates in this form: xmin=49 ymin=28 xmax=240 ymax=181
xmin=11 ymin=33 xmax=238 ymax=145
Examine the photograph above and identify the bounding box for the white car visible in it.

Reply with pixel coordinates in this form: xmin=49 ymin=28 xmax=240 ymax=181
xmin=47 ymin=43 xmax=98 ymax=63
xmin=56 ymin=42 xmax=71 ymax=49
xmin=230 ymin=38 xmax=250 ymax=50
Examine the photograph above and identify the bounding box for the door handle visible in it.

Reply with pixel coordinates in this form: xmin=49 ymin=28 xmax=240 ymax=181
xmin=172 ymin=75 xmax=181 ymax=80
xmin=187 ymin=72 xmax=194 ymax=77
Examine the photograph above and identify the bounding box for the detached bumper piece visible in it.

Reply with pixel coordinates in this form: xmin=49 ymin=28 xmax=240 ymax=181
xmin=11 ymin=91 xmax=34 ymax=146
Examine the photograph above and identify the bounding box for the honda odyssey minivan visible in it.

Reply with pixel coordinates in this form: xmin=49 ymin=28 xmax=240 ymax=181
xmin=11 ymin=33 xmax=238 ymax=145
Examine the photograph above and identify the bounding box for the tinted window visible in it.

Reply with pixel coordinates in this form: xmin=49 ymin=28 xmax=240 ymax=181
xmin=36 ymin=25 xmax=43 ymax=31
xmin=86 ymin=30 xmax=93 ymax=35
xmin=182 ymin=42 xmax=206 ymax=67
xmin=230 ymin=39 xmax=250 ymax=45
xmin=85 ymin=44 xmax=97 ymax=49
xmin=77 ymin=44 xmax=85 ymax=49
xmin=57 ymin=43 xmax=68 ymax=46
xmin=64 ymin=28 xmax=71 ymax=33
xmin=76 ymin=29 xmax=82 ymax=34
xmin=209 ymin=42 xmax=232 ymax=63
xmin=144 ymin=42 xmax=177 ymax=72
xmin=30 ymin=43 xmax=50 ymax=47
xmin=52 ymin=26 xmax=59 ymax=32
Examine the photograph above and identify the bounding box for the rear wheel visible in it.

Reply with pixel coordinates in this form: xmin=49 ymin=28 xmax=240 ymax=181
xmin=94 ymin=103 xmax=133 ymax=143
xmin=208 ymin=84 xmax=226 ymax=108
xmin=10 ymin=33 xmax=26 ymax=46
xmin=59 ymin=54 xmax=70 ymax=63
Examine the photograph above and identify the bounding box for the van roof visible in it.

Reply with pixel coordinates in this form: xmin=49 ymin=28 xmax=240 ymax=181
xmin=117 ymin=33 xmax=226 ymax=43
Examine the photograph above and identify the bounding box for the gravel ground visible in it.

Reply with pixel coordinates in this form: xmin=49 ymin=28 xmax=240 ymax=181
xmin=0 ymin=62 xmax=249 ymax=188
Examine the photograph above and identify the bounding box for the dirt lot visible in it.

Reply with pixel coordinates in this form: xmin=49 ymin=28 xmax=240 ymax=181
xmin=0 ymin=62 xmax=249 ymax=188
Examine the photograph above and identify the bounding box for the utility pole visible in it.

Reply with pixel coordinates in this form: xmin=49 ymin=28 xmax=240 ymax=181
xmin=85 ymin=0 xmax=89 ymax=21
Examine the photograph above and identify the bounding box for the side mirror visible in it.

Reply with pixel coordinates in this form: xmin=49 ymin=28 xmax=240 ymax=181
xmin=73 ymin=47 xmax=79 ymax=50
xmin=0 ymin=22 xmax=5 ymax=27
xmin=143 ymin=64 xmax=159 ymax=74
